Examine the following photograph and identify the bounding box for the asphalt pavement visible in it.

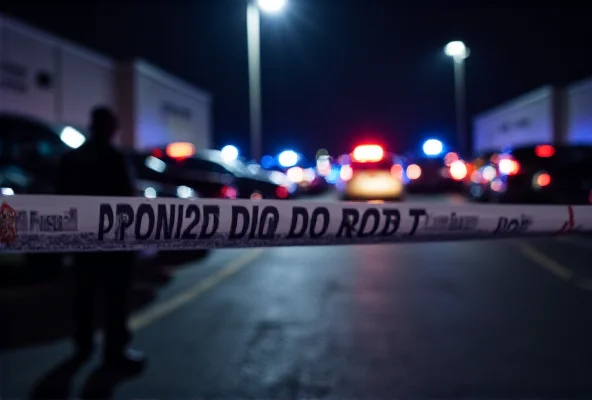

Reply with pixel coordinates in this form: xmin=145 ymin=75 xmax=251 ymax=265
xmin=2 ymin=191 xmax=592 ymax=399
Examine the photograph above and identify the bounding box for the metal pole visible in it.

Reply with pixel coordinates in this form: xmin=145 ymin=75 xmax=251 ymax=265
xmin=453 ymin=58 xmax=467 ymax=157
xmin=247 ymin=0 xmax=262 ymax=161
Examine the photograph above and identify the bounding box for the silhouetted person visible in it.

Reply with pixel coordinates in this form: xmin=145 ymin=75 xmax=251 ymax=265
xmin=56 ymin=106 xmax=146 ymax=371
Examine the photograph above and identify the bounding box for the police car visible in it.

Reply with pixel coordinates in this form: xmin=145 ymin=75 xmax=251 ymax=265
xmin=337 ymin=144 xmax=405 ymax=201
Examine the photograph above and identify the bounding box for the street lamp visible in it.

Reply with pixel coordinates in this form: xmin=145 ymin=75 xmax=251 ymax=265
xmin=444 ymin=40 xmax=470 ymax=156
xmin=246 ymin=0 xmax=286 ymax=161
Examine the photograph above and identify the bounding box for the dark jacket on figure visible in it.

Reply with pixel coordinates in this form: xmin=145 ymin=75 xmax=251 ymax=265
xmin=56 ymin=138 xmax=134 ymax=197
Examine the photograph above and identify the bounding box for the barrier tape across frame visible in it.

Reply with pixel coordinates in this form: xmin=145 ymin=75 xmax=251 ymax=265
xmin=0 ymin=195 xmax=590 ymax=253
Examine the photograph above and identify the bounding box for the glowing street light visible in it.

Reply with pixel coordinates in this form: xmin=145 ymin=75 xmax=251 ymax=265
xmin=258 ymin=0 xmax=286 ymax=13
xmin=246 ymin=0 xmax=287 ymax=161
xmin=444 ymin=40 xmax=470 ymax=157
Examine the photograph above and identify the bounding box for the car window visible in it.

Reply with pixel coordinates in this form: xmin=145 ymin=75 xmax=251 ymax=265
xmin=9 ymin=120 xmax=69 ymax=162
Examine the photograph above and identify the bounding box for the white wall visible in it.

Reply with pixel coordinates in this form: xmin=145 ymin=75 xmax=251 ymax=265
xmin=472 ymin=86 xmax=555 ymax=154
xmin=133 ymin=60 xmax=212 ymax=150
xmin=0 ymin=14 xmax=117 ymax=130
xmin=566 ymin=77 xmax=592 ymax=145
xmin=0 ymin=17 xmax=57 ymax=121
xmin=59 ymin=48 xmax=116 ymax=129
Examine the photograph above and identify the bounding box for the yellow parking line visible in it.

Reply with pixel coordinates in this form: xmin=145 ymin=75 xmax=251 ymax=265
xmin=517 ymin=242 xmax=574 ymax=282
xmin=130 ymin=249 xmax=265 ymax=331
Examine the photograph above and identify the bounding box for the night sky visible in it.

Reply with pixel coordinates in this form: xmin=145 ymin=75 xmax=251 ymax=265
xmin=2 ymin=0 xmax=592 ymax=158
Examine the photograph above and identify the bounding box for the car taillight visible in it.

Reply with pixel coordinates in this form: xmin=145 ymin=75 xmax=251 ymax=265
xmin=498 ymin=158 xmax=520 ymax=176
xmin=533 ymin=171 xmax=551 ymax=189
xmin=220 ymin=185 xmax=237 ymax=199
xmin=275 ymin=186 xmax=289 ymax=199
xmin=390 ymin=164 xmax=403 ymax=179
xmin=535 ymin=144 xmax=555 ymax=158
xmin=449 ymin=160 xmax=467 ymax=180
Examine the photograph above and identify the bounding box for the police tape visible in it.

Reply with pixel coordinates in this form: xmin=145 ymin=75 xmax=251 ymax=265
xmin=0 ymin=195 xmax=590 ymax=253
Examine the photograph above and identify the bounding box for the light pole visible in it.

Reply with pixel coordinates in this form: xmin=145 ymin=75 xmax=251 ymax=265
xmin=246 ymin=0 xmax=286 ymax=161
xmin=444 ymin=40 xmax=470 ymax=157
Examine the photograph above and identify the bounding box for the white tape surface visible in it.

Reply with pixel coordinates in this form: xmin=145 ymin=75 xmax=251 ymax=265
xmin=0 ymin=195 xmax=590 ymax=253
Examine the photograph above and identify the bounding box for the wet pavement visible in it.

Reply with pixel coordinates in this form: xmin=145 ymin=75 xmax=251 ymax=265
xmin=2 ymin=192 xmax=592 ymax=399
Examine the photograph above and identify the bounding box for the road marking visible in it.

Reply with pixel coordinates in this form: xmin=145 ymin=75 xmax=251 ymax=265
xmin=517 ymin=242 xmax=574 ymax=281
xmin=130 ymin=249 xmax=265 ymax=331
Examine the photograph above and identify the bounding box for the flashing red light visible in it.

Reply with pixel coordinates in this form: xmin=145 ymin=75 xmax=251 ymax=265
xmin=152 ymin=148 xmax=164 ymax=158
xmin=275 ymin=186 xmax=289 ymax=199
xmin=535 ymin=144 xmax=555 ymax=158
xmin=352 ymin=144 xmax=384 ymax=162
xmin=220 ymin=185 xmax=237 ymax=199
xmin=499 ymin=158 xmax=520 ymax=176
xmin=536 ymin=172 xmax=551 ymax=187
xmin=166 ymin=142 xmax=196 ymax=159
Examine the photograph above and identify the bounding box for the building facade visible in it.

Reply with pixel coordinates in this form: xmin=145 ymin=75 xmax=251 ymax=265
xmin=0 ymin=13 xmax=212 ymax=150
xmin=472 ymin=78 xmax=592 ymax=154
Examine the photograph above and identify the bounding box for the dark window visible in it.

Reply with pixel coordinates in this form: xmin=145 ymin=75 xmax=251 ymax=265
xmin=36 ymin=71 xmax=52 ymax=89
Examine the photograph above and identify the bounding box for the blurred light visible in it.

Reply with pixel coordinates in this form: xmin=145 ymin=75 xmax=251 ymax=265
xmin=482 ymin=165 xmax=496 ymax=181
xmin=268 ymin=171 xmax=288 ymax=185
xmin=340 ymin=165 xmax=353 ymax=181
xmin=261 ymin=155 xmax=274 ymax=169
xmin=167 ymin=142 xmax=196 ymax=159
xmin=499 ymin=158 xmax=520 ymax=175
xmin=316 ymin=149 xmax=329 ymax=159
xmin=326 ymin=166 xmax=340 ymax=183
xmin=444 ymin=41 xmax=469 ymax=60
xmin=338 ymin=154 xmax=351 ymax=165
xmin=444 ymin=152 xmax=459 ymax=166
xmin=248 ymin=164 xmax=261 ymax=174
xmin=275 ymin=185 xmax=289 ymax=199
xmin=449 ymin=160 xmax=468 ymax=180
xmin=390 ymin=164 xmax=403 ymax=179
xmin=177 ymin=185 xmax=196 ymax=199
xmin=144 ymin=187 xmax=157 ymax=198
xmin=303 ymin=168 xmax=316 ymax=183
xmin=422 ymin=139 xmax=443 ymax=156
xmin=533 ymin=171 xmax=552 ymax=189
xmin=406 ymin=164 xmax=422 ymax=180
xmin=352 ymin=144 xmax=384 ymax=162
xmin=258 ymin=0 xmax=286 ymax=13
xmin=221 ymin=145 xmax=239 ymax=161
xmin=60 ymin=126 xmax=86 ymax=149
xmin=278 ymin=150 xmax=299 ymax=167
xmin=286 ymin=166 xmax=304 ymax=183
xmin=1 ymin=187 xmax=14 ymax=196
xmin=470 ymin=170 xmax=480 ymax=183
xmin=221 ymin=186 xmax=238 ymax=199
xmin=145 ymin=156 xmax=166 ymax=173
xmin=250 ymin=191 xmax=263 ymax=200
xmin=491 ymin=179 xmax=503 ymax=192
xmin=535 ymin=144 xmax=555 ymax=158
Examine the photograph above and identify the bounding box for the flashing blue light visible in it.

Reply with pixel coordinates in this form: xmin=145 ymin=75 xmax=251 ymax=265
xmin=278 ymin=150 xmax=299 ymax=168
xmin=261 ymin=155 xmax=274 ymax=169
xmin=422 ymin=139 xmax=443 ymax=156
xmin=221 ymin=145 xmax=239 ymax=161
